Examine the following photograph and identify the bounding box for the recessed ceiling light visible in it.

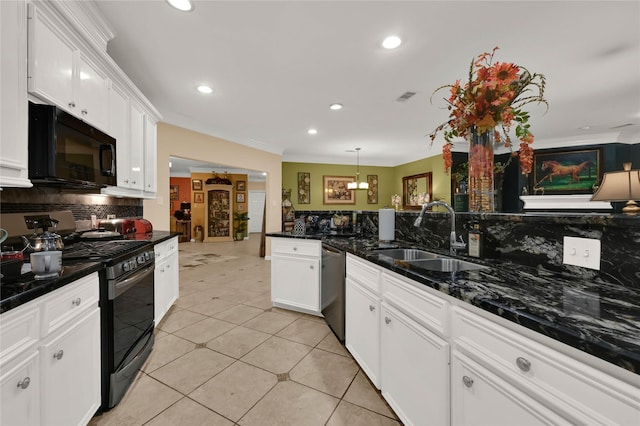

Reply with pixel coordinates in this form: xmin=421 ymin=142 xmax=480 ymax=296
xmin=329 ymin=103 xmax=343 ymax=110
xmin=197 ymin=85 xmax=213 ymax=94
xmin=167 ymin=0 xmax=193 ymax=12
xmin=382 ymin=35 xmax=402 ymax=49
xmin=308 ymin=129 xmax=318 ymax=135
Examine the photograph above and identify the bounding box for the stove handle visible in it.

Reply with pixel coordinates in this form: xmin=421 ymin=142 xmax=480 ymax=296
xmin=109 ymin=263 xmax=155 ymax=300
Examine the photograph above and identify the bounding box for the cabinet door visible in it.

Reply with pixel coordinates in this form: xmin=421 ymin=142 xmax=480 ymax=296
xmin=271 ymin=255 xmax=320 ymax=314
xmin=128 ymin=101 xmax=145 ymax=190
xmin=109 ymin=84 xmax=131 ymax=187
xmin=0 ymin=0 xmax=31 ymax=188
xmin=168 ymin=252 xmax=180 ymax=307
xmin=40 ymin=308 xmax=100 ymax=426
xmin=0 ymin=351 xmax=40 ymax=426
xmin=345 ymin=278 xmax=380 ymax=388
xmin=451 ymin=350 xmax=566 ymax=426
xmin=381 ymin=303 xmax=449 ymax=426
xmin=27 ymin=4 xmax=75 ymax=112
xmin=76 ymin=54 xmax=109 ymax=131
xmin=144 ymin=115 xmax=157 ymax=193
xmin=154 ymin=257 xmax=170 ymax=324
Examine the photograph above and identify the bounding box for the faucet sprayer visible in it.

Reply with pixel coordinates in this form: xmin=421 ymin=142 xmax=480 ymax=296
xmin=414 ymin=201 xmax=466 ymax=255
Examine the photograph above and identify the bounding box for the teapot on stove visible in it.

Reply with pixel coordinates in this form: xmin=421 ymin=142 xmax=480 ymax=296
xmin=21 ymin=218 xmax=64 ymax=253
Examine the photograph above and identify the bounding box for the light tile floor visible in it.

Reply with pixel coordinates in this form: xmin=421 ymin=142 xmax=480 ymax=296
xmin=90 ymin=235 xmax=400 ymax=426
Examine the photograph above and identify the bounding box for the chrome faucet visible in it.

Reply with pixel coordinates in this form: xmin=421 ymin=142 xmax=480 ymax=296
xmin=414 ymin=201 xmax=466 ymax=255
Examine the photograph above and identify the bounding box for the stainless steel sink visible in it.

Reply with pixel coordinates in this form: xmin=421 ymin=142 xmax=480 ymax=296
xmin=377 ymin=249 xmax=442 ymax=261
xmin=405 ymin=258 xmax=487 ymax=272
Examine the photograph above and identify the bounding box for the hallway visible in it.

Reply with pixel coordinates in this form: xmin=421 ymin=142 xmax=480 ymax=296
xmin=90 ymin=235 xmax=400 ymax=425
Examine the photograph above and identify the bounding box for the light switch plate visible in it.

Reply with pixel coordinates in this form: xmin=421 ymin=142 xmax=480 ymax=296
xmin=563 ymin=236 xmax=601 ymax=270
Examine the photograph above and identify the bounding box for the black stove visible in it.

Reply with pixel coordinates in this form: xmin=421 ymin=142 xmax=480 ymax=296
xmin=62 ymin=240 xmax=151 ymax=262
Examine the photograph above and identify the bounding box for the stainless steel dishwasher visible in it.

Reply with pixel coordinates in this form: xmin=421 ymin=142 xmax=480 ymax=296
xmin=321 ymin=244 xmax=346 ymax=342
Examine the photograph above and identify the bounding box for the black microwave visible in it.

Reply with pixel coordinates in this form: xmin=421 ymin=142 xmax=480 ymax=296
xmin=28 ymin=102 xmax=116 ymax=188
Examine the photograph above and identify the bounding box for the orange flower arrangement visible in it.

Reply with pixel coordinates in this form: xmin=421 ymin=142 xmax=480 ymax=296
xmin=429 ymin=47 xmax=547 ymax=175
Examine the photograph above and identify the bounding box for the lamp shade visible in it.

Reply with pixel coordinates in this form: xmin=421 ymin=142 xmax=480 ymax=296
xmin=591 ymin=166 xmax=640 ymax=202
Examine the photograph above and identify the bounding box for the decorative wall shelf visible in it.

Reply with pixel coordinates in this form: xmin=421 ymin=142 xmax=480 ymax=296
xmin=520 ymin=195 xmax=612 ymax=210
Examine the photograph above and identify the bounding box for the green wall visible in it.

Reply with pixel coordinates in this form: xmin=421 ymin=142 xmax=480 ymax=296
xmin=283 ymin=155 xmax=450 ymax=211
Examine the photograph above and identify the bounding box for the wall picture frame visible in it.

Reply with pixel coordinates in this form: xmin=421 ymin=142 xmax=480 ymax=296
xmin=236 ymin=193 xmax=245 ymax=203
xmin=192 ymin=179 xmax=203 ymax=190
xmin=194 ymin=192 xmax=204 ymax=203
xmin=298 ymin=172 xmax=310 ymax=204
xmin=533 ymin=148 xmax=601 ymax=194
xmin=367 ymin=175 xmax=378 ymax=204
xmin=236 ymin=181 xmax=246 ymax=191
xmin=170 ymin=185 xmax=179 ymax=201
xmin=323 ymin=175 xmax=355 ymax=205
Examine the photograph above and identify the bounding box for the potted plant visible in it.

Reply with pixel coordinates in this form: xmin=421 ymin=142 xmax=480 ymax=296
xmin=233 ymin=211 xmax=249 ymax=241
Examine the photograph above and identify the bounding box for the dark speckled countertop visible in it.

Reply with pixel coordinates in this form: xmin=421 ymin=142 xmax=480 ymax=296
xmin=267 ymin=232 xmax=640 ymax=377
xmin=0 ymin=231 xmax=181 ymax=314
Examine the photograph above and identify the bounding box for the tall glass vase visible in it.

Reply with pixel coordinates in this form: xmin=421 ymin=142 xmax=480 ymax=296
xmin=467 ymin=126 xmax=495 ymax=212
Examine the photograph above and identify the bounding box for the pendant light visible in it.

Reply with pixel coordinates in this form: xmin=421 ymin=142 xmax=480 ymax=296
xmin=347 ymin=148 xmax=369 ymax=190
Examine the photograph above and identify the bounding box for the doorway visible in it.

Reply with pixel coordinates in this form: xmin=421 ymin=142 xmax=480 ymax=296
xmin=248 ymin=191 xmax=266 ymax=234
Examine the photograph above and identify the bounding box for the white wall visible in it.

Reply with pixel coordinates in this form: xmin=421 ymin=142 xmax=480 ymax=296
xmin=144 ymin=122 xmax=282 ymax=255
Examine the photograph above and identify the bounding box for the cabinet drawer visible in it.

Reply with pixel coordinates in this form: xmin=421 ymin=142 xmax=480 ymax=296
xmin=452 ymin=307 xmax=640 ymax=425
xmin=346 ymin=254 xmax=380 ymax=294
xmin=155 ymin=237 xmax=178 ymax=261
xmin=382 ymin=272 xmax=449 ymax=337
xmin=0 ymin=304 xmax=40 ymax=366
xmin=271 ymin=238 xmax=320 ymax=257
xmin=41 ymin=272 xmax=99 ymax=337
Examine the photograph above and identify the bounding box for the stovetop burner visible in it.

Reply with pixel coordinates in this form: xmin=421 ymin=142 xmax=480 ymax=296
xmin=63 ymin=240 xmax=151 ymax=261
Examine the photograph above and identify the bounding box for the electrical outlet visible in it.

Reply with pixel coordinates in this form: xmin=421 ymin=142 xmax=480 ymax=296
xmin=563 ymin=236 xmax=601 ymax=270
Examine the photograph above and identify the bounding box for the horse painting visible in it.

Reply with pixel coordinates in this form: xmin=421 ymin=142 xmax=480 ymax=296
xmin=537 ymin=160 xmax=594 ymax=185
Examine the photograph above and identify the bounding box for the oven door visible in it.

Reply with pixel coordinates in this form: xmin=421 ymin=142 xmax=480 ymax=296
xmin=101 ymin=261 xmax=155 ymax=409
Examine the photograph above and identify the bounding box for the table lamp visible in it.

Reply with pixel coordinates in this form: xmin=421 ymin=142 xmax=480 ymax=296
xmin=590 ymin=162 xmax=640 ymax=214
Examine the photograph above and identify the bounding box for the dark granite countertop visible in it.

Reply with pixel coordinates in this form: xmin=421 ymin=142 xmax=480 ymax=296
xmin=0 ymin=231 xmax=181 ymax=315
xmin=267 ymin=232 xmax=640 ymax=376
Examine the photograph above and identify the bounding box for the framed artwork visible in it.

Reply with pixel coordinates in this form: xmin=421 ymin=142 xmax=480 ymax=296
xmin=236 ymin=181 xmax=246 ymax=191
xmin=367 ymin=175 xmax=378 ymax=204
xmin=169 ymin=185 xmax=179 ymax=200
xmin=237 ymin=204 xmax=244 ymax=211
xmin=402 ymin=172 xmax=432 ymax=210
xmin=236 ymin=193 xmax=245 ymax=203
xmin=298 ymin=172 xmax=310 ymax=204
xmin=533 ymin=148 xmax=601 ymax=194
xmin=194 ymin=192 xmax=204 ymax=203
xmin=192 ymin=179 xmax=203 ymax=190
xmin=323 ymin=175 xmax=355 ymax=205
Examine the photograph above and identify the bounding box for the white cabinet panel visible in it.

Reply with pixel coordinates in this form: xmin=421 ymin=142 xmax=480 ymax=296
xmin=381 ymin=302 xmax=450 ymax=426
xmin=109 ymin=84 xmax=131 ymax=187
xmin=272 ymin=255 xmax=320 ymax=314
xmin=76 ymin=54 xmax=109 ymax=130
xmin=345 ymin=277 xmax=380 ymax=388
xmin=128 ymin=101 xmax=145 ymax=190
xmin=144 ymin=115 xmax=157 ymax=194
xmin=40 ymin=308 xmax=100 ymax=426
xmin=154 ymin=237 xmax=180 ymax=324
xmin=0 ymin=0 xmax=31 ymax=188
xmin=0 ymin=351 xmax=40 ymax=426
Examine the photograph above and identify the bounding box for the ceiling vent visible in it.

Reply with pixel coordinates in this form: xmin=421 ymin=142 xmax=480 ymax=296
xmin=396 ymin=91 xmax=416 ymax=102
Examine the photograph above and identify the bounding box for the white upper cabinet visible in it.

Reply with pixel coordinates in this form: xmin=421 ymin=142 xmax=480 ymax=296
xmin=143 ymin=115 xmax=157 ymax=194
xmin=108 ymin=83 xmax=131 ymax=188
xmin=27 ymin=4 xmax=109 ymax=132
xmin=129 ymin=101 xmax=145 ymax=190
xmin=0 ymin=0 xmax=31 ymax=188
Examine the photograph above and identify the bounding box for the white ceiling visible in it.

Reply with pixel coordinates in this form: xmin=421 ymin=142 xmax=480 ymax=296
xmin=92 ymin=0 xmax=640 ymax=171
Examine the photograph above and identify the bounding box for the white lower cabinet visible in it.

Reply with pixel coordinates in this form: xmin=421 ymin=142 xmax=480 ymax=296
xmin=0 ymin=351 xmax=40 ymax=426
xmin=0 ymin=273 xmax=100 ymax=426
xmin=344 ymin=255 xmax=640 ymax=426
xmin=270 ymin=238 xmax=321 ymax=315
xmin=40 ymin=308 xmax=100 ymax=426
xmin=154 ymin=237 xmax=180 ymax=324
xmin=381 ymin=302 xmax=450 ymax=426
xmin=345 ymin=277 xmax=381 ymax=388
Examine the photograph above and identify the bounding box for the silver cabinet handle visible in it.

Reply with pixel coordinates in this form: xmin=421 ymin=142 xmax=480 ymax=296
xmin=384 ymin=317 xmax=391 ymax=324
xmin=72 ymin=297 xmax=81 ymax=306
xmin=369 ymin=305 xmax=375 ymax=311
xmin=17 ymin=377 xmax=31 ymax=390
xmin=310 ymin=265 xmax=314 ymax=270
xmin=81 ymin=109 xmax=88 ymax=115
xmin=53 ymin=350 xmax=64 ymax=360
xmin=124 ymin=179 xmax=129 ymax=183
xmin=293 ymin=247 xmax=298 ymax=251
xmin=68 ymin=101 xmax=75 ymax=108
xmin=462 ymin=376 xmax=474 ymax=388
xmin=132 ymin=180 xmax=136 ymax=184
xmin=516 ymin=357 xmax=531 ymax=372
